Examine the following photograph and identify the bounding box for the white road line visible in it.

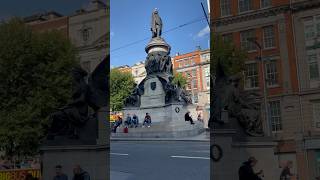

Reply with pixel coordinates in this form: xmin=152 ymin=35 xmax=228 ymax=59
xmin=170 ymin=155 xmax=210 ymax=160
xmin=110 ymin=153 xmax=129 ymax=156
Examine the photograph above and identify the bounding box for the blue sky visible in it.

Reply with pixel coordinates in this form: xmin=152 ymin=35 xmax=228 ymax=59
xmin=0 ymin=0 xmax=107 ymax=19
xmin=111 ymin=0 xmax=210 ymax=67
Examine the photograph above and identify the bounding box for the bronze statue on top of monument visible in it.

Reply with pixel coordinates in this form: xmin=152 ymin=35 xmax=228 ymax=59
xmin=151 ymin=8 xmax=162 ymax=38
xmin=124 ymin=9 xmax=192 ymax=108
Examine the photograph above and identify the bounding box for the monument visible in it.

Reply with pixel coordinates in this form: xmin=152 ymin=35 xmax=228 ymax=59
xmin=209 ymin=60 xmax=279 ymax=180
xmin=113 ymin=9 xmax=204 ymax=138
xmin=40 ymin=56 xmax=109 ymax=180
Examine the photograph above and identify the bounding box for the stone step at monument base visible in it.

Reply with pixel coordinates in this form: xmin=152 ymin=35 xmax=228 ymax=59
xmin=111 ymin=121 xmax=204 ymax=138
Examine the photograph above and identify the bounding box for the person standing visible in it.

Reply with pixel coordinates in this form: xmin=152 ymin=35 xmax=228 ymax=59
xmin=53 ymin=165 xmax=68 ymax=180
xmin=72 ymin=165 xmax=90 ymax=180
xmin=143 ymin=113 xmax=152 ymax=127
xmin=184 ymin=111 xmax=195 ymax=125
xmin=280 ymin=161 xmax=294 ymax=180
xmin=238 ymin=157 xmax=263 ymax=180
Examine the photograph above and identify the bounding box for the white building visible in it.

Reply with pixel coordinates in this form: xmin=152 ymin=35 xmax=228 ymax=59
xmin=68 ymin=0 xmax=109 ymax=73
xmin=131 ymin=61 xmax=146 ymax=84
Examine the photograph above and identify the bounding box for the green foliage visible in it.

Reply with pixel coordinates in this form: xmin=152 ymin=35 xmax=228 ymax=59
xmin=210 ymin=33 xmax=246 ymax=77
xmin=110 ymin=68 xmax=135 ymax=111
xmin=0 ymin=18 xmax=77 ymax=158
xmin=172 ymin=71 xmax=187 ymax=89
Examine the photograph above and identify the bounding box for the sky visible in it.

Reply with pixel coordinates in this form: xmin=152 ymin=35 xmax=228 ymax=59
xmin=0 ymin=0 xmax=107 ymax=20
xmin=110 ymin=0 xmax=210 ymax=67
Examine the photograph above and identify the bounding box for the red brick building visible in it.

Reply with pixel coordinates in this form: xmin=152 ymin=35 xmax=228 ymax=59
xmin=211 ymin=0 xmax=320 ymax=178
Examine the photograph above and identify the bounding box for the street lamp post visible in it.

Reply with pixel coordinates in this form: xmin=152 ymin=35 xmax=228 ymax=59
xmin=247 ymin=38 xmax=271 ymax=136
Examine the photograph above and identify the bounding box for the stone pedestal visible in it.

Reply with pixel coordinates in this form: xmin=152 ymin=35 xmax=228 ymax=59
xmin=40 ymin=145 xmax=108 ymax=180
xmin=211 ymin=129 xmax=278 ymax=180
xmin=41 ymin=106 xmax=109 ymax=180
xmin=97 ymin=107 xmax=109 ymax=145
xmin=116 ymin=103 xmax=203 ymax=138
xmin=140 ymin=76 xmax=166 ymax=108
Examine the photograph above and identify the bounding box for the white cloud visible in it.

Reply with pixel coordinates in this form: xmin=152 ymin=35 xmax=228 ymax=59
xmin=197 ymin=25 xmax=210 ymax=38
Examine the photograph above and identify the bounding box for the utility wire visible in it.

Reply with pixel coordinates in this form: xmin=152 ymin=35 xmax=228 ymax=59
xmin=111 ymin=16 xmax=206 ymax=53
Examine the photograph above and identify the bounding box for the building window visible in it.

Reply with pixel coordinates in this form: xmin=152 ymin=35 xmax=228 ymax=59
xmin=193 ymin=93 xmax=198 ymax=103
xmin=185 ymin=60 xmax=189 ymax=67
xmin=269 ymin=100 xmax=282 ymax=132
xmin=244 ymin=63 xmax=259 ymax=88
xmin=261 ymin=0 xmax=271 ymax=8
xmin=192 ymin=69 xmax=197 ymax=77
xmin=206 ymin=76 xmax=210 ymax=89
xmin=82 ymin=29 xmax=90 ymax=42
xmin=135 ymin=70 xmax=138 ymax=76
xmin=313 ymin=102 xmax=320 ymax=128
xmin=240 ymin=29 xmax=256 ymax=51
xmin=204 ymin=67 xmax=210 ymax=77
xmin=263 ymin=26 xmax=275 ymax=49
xmin=179 ymin=62 xmax=182 ymax=68
xmin=307 ymin=53 xmax=320 ymax=80
xmin=220 ymin=0 xmax=231 ymax=16
xmin=239 ymin=0 xmax=252 ymax=13
xmin=265 ymin=60 xmax=278 ymax=86
xmin=192 ymin=79 xmax=197 ymax=89
xmin=222 ymin=33 xmax=233 ymax=43
xmin=305 ymin=24 xmax=315 ymax=40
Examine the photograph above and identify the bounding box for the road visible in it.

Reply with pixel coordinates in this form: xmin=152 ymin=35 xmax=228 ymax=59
xmin=110 ymin=141 xmax=210 ymax=180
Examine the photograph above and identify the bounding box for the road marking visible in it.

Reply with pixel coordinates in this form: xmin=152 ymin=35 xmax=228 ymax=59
xmin=170 ymin=155 xmax=210 ymax=160
xmin=111 ymin=153 xmax=129 ymax=156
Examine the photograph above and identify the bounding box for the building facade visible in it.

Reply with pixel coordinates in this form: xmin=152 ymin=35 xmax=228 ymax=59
xmin=131 ymin=61 xmax=146 ymax=84
xmin=172 ymin=48 xmax=210 ymax=126
xmin=25 ymin=11 xmax=69 ymax=38
xmin=212 ymin=0 xmax=320 ymax=179
xmin=69 ymin=0 xmax=109 ymax=73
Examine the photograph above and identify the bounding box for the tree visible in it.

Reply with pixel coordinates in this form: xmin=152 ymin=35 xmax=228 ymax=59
xmin=0 ymin=18 xmax=77 ymax=158
xmin=211 ymin=33 xmax=247 ymax=77
xmin=172 ymin=71 xmax=187 ymax=89
xmin=110 ymin=68 xmax=135 ymax=111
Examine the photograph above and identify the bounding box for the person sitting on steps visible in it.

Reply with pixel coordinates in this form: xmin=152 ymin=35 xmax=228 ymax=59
xmin=143 ymin=113 xmax=152 ymax=128
xmin=185 ymin=111 xmax=195 ymax=125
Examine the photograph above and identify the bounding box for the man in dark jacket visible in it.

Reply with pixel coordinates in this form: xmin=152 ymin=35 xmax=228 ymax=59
xmin=73 ymin=165 xmax=90 ymax=180
xmin=238 ymin=157 xmax=263 ymax=180
xmin=184 ymin=111 xmax=195 ymax=124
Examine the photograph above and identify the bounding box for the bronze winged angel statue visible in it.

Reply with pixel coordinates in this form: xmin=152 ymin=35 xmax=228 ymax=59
xmin=47 ymin=56 xmax=108 ymax=140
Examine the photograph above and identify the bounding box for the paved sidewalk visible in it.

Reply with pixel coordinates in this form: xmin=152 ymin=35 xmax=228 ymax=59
xmin=110 ymin=131 xmax=210 ymax=142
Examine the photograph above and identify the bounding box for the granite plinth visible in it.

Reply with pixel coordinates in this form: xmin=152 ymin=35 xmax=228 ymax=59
xmin=140 ymin=76 xmax=166 ymax=108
